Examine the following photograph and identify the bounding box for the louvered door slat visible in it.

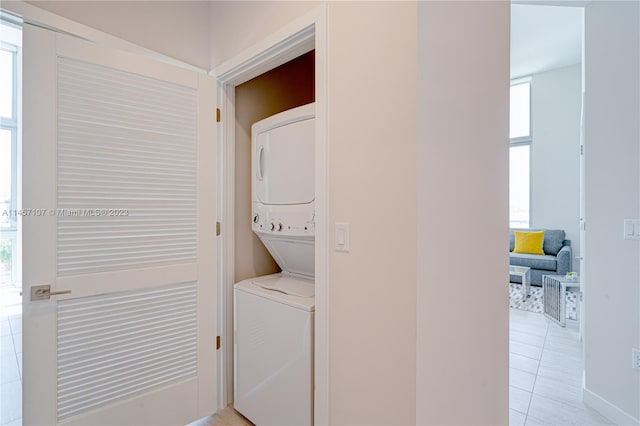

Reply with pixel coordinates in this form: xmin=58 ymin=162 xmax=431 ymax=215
xmin=57 ymin=282 xmax=197 ymax=421
xmin=57 ymin=57 xmax=197 ymax=276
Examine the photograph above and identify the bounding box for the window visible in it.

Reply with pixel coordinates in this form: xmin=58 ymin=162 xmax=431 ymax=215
xmin=509 ymin=80 xmax=531 ymax=228
xmin=0 ymin=21 xmax=21 ymax=285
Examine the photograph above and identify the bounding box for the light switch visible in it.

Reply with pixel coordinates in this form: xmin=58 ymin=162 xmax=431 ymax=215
xmin=624 ymin=219 xmax=640 ymax=240
xmin=335 ymin=222 xmax=350 ymax=252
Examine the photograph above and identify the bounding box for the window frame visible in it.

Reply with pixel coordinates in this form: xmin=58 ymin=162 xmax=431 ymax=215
xmin=509 ymin=77 xmax=532 ymax=229
xmin=0 ymin=24 xmax=21 ymax=285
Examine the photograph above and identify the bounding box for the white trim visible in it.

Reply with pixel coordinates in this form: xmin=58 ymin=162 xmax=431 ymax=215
xmin=313 ymin=6 xmax=329 ymax=424
xmin=583 ymin=387 xmax=640 ymax=426
xmin=0 ymin=0 xmax=207 ymax=74
xmin=216 ymin=80 xmax=236 ymax=410
xmin=213 ymin=6 xmax=318 ymax=83
xmin=213 ymin=5 xmax=329 ymax=424
xmin=511 ymin=75 xmax=532 ymax=86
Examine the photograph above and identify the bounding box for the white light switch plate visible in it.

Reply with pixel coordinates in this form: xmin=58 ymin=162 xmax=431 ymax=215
xmin=335 ymin=222 xmax=350 ymax=253
xmin=623 ymin=219 xmax=640 ymax=240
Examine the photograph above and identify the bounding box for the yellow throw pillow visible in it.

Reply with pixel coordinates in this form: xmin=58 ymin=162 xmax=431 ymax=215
xmin=513 ymin=231 xmax=545 ymax=255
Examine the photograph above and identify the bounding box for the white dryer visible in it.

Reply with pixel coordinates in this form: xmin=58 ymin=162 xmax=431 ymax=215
xmin=234 ymin=103 xmax=315 ymax=426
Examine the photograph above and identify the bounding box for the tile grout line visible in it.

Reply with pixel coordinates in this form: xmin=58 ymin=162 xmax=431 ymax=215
xmin=523 ymin=316 xmax=550 ymax=425
xmin=8 ymin=314 xmax=22 ymax=383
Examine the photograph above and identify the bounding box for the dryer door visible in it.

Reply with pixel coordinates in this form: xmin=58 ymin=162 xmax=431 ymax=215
xmin=254 ymin=117 xmax=315 ymax=205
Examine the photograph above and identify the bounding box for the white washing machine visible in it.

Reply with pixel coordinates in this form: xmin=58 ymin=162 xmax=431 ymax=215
xmin=234 ymin=274 xmax=314 ymax=426
xmin=234 ymin=103 xmax=315 ymax=426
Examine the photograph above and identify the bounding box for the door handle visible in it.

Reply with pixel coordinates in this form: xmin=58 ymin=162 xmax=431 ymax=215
xmin=257 ymin=145 xmax=265 ymax=181
xmin=30 ymin=285 xmax=72 ymax=301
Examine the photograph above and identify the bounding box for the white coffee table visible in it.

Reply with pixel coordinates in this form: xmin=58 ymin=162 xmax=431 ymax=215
xmin=509 ymin=265 xmax=531 ymax=297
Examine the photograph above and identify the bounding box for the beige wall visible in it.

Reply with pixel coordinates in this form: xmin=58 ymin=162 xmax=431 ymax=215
xmin=17 ymin=1 xmax=515 ymax=423
xmin=212 ymin=2 xmax=418 ymax=423
xmin=234 ymin=51 xmax=315 ymax=283
xmin=326 ymin=3 xmax=417 ymax=424
xmin=416 ymin=2 xmax=510 ymax=424
xmin=25 ymin=1 xmax=211 ymax=69
xmin=209 ymin=1 xmax=320 ymax=69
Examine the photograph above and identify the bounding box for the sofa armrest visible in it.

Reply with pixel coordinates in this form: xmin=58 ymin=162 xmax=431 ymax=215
xmin=556 ymin=244 xmax=572 ymax=275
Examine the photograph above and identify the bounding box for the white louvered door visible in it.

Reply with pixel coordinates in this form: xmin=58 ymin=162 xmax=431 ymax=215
xmin=22 ymin=25 xmax=217 ymax=425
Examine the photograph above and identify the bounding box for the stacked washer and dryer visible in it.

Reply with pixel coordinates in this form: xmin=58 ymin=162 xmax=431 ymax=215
xmin=233 ymin=103 xmax=315 ymax=426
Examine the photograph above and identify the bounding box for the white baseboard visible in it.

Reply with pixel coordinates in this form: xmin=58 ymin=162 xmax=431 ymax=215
xmin=583 ymin=387 xmax=640 ymax=426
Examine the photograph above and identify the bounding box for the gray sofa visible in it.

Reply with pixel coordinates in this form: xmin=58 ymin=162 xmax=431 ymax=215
xmin=510 ymin=228 xmax=572 ymax=286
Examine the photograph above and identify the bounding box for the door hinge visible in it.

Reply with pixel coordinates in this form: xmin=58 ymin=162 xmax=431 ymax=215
xmin=216 ymin=108 xmax=221 ymax=122
xmin=580 ymin=145 xmax=584 ymax=155
xmin=216 ymin=335 xmax=221 ymax=350
xmin=216 ymin=221 xmax=221 ymax=236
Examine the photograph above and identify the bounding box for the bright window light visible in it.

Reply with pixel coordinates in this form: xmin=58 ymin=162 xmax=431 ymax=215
xmin=509 ymin=144 xmax=530 ymax=228
xmin=509 ymin=79 xmax=531 ymax=228
xmin=0 ymin=49 xmax=13 ymax=118
xmin=0 ymin=129 xmax=12 ymax=227
xmin=510 ymin=82 xmax=530 ymax=139
xmin=0 ymin=20 xmax=21 ymax=286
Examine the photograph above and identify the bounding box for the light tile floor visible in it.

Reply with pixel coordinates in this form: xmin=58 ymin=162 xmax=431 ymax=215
xmin=1 ymin=286 xmax=615 ymax=426
xmin=0 ymin=284 xmax=22 ymax=426
xmin=189 ymin=406 xmax=253 ymax=426
xmin=509 ymin=308 xmax=613 ymax=426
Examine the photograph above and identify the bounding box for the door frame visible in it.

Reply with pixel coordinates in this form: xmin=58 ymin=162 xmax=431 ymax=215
xmin=212 ymin=5 xmax=329 ymax=424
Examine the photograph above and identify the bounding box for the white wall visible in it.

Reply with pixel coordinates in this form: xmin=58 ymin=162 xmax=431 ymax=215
xmin=25 ymin=1 xmax=211 ymax=69
xmin=417 ymin=2 xmax=510 ymax=425
xmin=583 ymin=1 xmax=640 ymax=423
xmin=531 ymin=64 xmax=581 ymax=270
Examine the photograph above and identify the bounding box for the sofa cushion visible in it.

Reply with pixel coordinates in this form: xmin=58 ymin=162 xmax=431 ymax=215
xmin=510 ymin=228 xmax=566 ymax=255
xmin=513 ymin=231 xmax=545 ymax=255
xmin=509 ymin=252 xmax=558 ymax=271
xmin=541 ymin=229 xmax=566 ymax=255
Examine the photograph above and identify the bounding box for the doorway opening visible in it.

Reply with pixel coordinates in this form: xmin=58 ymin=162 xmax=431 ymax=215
xmin=233 ymin=50 xmax=315 ymax=285
xmin=214 ymin=13 xmax=328 ymax=424
xmin=508 ymin=4 xmax=597 ymax=425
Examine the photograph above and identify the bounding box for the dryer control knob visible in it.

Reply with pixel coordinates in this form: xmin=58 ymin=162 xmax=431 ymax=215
xmin=269 ymin=222 xmax=275 ymax=231
xmin=277 ymin=223 xmax=283 ymax=231
xmin=253 ymin=214 xmax=259 ymax=224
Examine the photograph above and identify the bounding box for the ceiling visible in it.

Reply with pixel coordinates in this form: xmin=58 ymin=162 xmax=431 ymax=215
xmin=511 ymin=4 xmax=583 ymax=79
